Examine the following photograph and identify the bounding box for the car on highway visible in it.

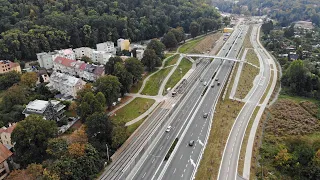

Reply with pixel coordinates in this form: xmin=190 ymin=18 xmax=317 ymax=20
xmin=203 ymin=113 xmax=208 ymax=118
xmin=203 ymin=81 xmax=207 ymax=86
xmin=215 ymin=78 xmax=219 ymax=81
xmin=211 ymin=84 xmax=215 ymax=88
xmin=166 ymin=126 xmax=171 ymax=132
xmin=217 ymin=82 xmax=221 ymax=86
xmin=234 ymin=49 xmax=237 ymax=51
xmin=200 ymin=78 xmax=203 ymax=82
xmin=189 ymin=140 xmax=195 ymax=146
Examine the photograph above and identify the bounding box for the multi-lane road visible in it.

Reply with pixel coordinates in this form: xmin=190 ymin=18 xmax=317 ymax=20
xmin=218 ymin=22 xmax=275 ymax=180
xmin=128 ymin=21 xmax=248 ymax=180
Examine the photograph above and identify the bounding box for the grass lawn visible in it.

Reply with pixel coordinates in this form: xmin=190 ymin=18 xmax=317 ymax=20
xmin=238 ymin=106 xmax=260 ymax=175
xmin=196 ymin=62 xmax=244 ymax=180
xmin=65 ymin=110 xmax=77 ymax=117
xmin=235 ymin=51 xmax=260 ymax=99
xmin=279 ymin=94 xmax=320 ymax=104
xmin=141 ymin=67 xmax=173 ymax=96
xmin=130 ymin=72 xmax=149 ymax=93
xmin=164 ymin=58 xmax=192 ymax=94
xmin=246 ymin=49 xmax=260 ymax=67
xmin=126 ymin=117 xmax=147 ymax=135
xmin=110 ymin=97 xmax=155 ymax=125
xmin=179 ymin=37 xmax=204 ymax=53
xmin=164 ymin=54 xmax=179 ymax=67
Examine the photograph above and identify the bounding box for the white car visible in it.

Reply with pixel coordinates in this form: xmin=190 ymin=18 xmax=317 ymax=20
xmin=166 ymin=126 xmax=172 ymax=132
xmin=204 ymin=81 xmax=207 ymax=86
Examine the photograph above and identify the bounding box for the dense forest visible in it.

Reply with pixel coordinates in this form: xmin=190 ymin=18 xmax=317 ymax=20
xmin=212 ymin=0 xmax=320 ymax=27
xmin=0 ymin=0 xmax=220 ymax=60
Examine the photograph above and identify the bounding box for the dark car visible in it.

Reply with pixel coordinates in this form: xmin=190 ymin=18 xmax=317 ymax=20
xmin=203 ymin=113 xmax=208 ymax=118
xmin=217 ymin=82 xmax=221 ymax=86
xmin=189 ymin=140 xmax=195 ymax=146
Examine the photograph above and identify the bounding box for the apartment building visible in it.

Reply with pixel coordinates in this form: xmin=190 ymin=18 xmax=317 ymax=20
xmin=96 ymin=41 xmax=116 ymax=54
xmin=92 ymin=51 xmax=113 ymax=65
xmin=0 ymin=60 xmax=21 ymax=74
xmin=37 ymin=49 xmax=76 ymax=69
xmin=0 ymin=143 xmax=12 ymax=180
xmin=73 ymin=47 xmax=94 ymax=60
xmin=117 ymin=38 xmax=130 ymax=51
xmin=0 ymin=123 xmax=16 ymax=149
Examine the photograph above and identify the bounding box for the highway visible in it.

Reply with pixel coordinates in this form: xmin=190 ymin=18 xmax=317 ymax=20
xmin=157 ymin=25 xmax=249 ymax=180
xmin=100 ymin=50 xmax=211 ymax=180
xmin=218 ymin=22 xmax=273 ymax=180
xmin=129 ymin=22 xmax=248 ymax=180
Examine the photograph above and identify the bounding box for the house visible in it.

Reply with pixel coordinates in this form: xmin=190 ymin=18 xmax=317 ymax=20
xmin=289 ymin=53 xmax=299 ymax=61
xmin=0 ymin=123 xmax=16 ymax=150
xmin=56 ymin=49 xmax=76 ymax=60
xmin=73 ymin=47 xmax=94 ymax=60
xmin=36 ymin=69 xmax=50 ymax=84
xmin=47 ymin=71 xmax=86 ymax=98
xmin=92 ymin=51 xmax=114 ymax=65
xmin=136 ymin=49 xmax=145 ymax=60
xmin=0 ymin=60 xmax=21 ymax=74
xmin=22 ymin=99 xmax=66 ymax=121
xmin=53 ymin=57 xmax=105 ymax=81
xmin=0 ymin=143 xmax=13 ymax=180
xmin=37 ymin=49 xmax=76 ymax=69
xmin=117 ymin=38 xmax=130 ymax=51
xmin=96 ymin=41 xmax=116 ymax=55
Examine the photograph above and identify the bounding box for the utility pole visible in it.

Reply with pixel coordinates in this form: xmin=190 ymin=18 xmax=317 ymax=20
xmin=106 ymin=144 xmax=110 ymax=162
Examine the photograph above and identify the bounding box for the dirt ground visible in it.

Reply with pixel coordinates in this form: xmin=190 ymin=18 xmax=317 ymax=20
xmin=193 ymin=32 xmax=223 ymax=53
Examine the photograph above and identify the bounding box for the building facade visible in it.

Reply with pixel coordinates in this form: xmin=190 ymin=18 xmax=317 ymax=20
xmin=0 ymin=143 xmax=12 ymax=180
xmin=117 ymin=38 xmax=130 ymax=51
xmin=47 ymin=71 xmax=86 ymax=98
xmin=73 ymin=47 xmax=94 ymax=60
xmin=92 ymin=51 xmax=113 ymax=65
xmin=53 ymin=57 xmax=105 ymax=81
xmin=96 ymin=41 xmax=116 ymax=54
xmin=22 ymin=99 xmax=66 ymax=121
xmin=37 ymin=49 xmax=76 ymax=69
xmin=0 ymin=123 xmax=16 ymax=149
xmin=0 ymin=60 xmax=21 ymax=74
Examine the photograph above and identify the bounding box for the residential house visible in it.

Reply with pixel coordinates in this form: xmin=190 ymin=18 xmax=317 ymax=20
xmin=47 ymin=71 xmax=86 ymax=98
xmin=37 ymin=49 xmax=76 ymax=69
xmin=130 ymin=44 xmax=146 ymax=60
xmin=92 ymin=51 xmax=113 ymax=65
xmin=0 ymin=143 xmax=13 ymax=180
xmin=0 ymin=123 xmax=16 ymax=150
xmin=53 ymin=57 xmax=105 ymax=81
xmin=117 ymin=38 xmax=130 ymax=51
xmin=96 ymin=41 xmax=116 ymax=55
xmin=73 ymin=47 xmax=94 ymax=60
xmin=22 ymin=99 xmax=66 ymax=121
xmin=36 ymin=69 xmax=50 ymax=84
xmin=289 ymin=53 xmax=299 ymax=61
xmin=0 ymin=60 xmax=21 ymax=74
xmin=136 ymin=49 xmax=145 ymax=60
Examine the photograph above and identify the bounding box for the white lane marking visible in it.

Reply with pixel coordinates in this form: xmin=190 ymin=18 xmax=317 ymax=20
xmin=166 ymin=135 xmax=169 ymax=139
xmin=198 ymin=139 xmax=204 ymax=146
xmin=195 ymin=124 xmax=197 ymax=127
xmin=142 ymin=172 xmax=146 ymax=178
xmin=181 ymin=174 xmax=184 ymax=177
xmin=173 ymin=168 xmax=176 ymax=174
xmin=180 ymin=154 xmax=183 ymax=159
xmin=191 ymin=151 xmax=193 ymax=154
xmin=152 ymin=158 xmax=155 ymax=164
xmin=190 ymin=158 xmax=196 ymax=167
xmin=184 ymin=169 xmax=186 ymax=172
xmin=191 ymin=133 xmax=193 ymax=137
xmin=160 ymin=146 xmax=163 ymax=150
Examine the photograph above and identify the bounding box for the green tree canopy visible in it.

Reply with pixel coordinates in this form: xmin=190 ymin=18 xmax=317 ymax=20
xmin=162 ymin=31 xmax=178 ymax=48
xmin=124 ymin=57 xmax=144 ymax=83
xmin=147 ymin=39 xmax=166 ymax=58
xmin=94 ymin=75 xmax=121 ymax=107
xmin=141 ymin=49 xmax=161 ymax=71
xmin=189 ymin=22 xmax=200 ymax=38
xmin=12 ymin=114 xmax=58 ymax=167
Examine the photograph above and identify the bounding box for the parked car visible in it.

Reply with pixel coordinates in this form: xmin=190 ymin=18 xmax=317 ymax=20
xmin=189 ymin=140 xmax=195 ymax=146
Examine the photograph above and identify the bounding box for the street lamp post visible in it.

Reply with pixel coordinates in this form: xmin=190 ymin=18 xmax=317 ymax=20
xmin=106 ymin=144 xmax=110 ymax=162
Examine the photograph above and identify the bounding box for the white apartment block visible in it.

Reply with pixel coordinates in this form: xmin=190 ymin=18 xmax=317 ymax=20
xmin=37 ymin=48 xmax=76 ymax=69
xmin=97 ymin=41 xmax=116 ymax=55
xmin=47 ymin=71 xmax=86 ymax=98
xmin=73 ymin=47 xmax=94 ymax=60
xmin=92 ymin=51 xmax=113 ymax=65
xmin=136 ymin=49 xmax=145 ymax=60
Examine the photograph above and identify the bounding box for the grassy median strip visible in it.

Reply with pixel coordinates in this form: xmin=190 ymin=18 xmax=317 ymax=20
xmin=179 ymin=37 xmax=204 ymax=53
xmin=111 ymin=97 xmax=155 ymax=124
xmin=164 ymin=54 xmax=179 ymax=67
xmin=165 ymin=138 xmax=179 ymax=161
xmin=235 ymin=51 xmax=260 ymax=99
xmin=246 ymin=49 xmax=260 ymax=67
xmin=238 ymin=106 xmax=260 ymax=175
xmin=164 ymin=58 xmax=192 ymax=94
xmin=196 ymin=62 xmax=244 ymax=179
xmin=141 ymin=67 xmax=173 ymax=96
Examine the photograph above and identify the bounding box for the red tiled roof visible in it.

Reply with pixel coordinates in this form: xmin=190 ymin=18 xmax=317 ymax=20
xmin=54 ymin=57 xmax=76 ymax=67
xmin=80 ymin=63 xmax=87 ymax=70
xmin=9 ymin=62 xmax=20 ymax=68
xmin=5 ymin=124 xmax=16 ymax=134
xmin=0 ymin=143 xmax=12 ymax=163
xmin=94 ymin=66 xmax=105 ymax=76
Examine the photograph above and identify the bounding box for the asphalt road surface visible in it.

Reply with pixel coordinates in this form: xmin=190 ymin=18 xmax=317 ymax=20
xmin=129 ymin=23 xmax=248 ymax=180
xmin=218 ymin=23 xmax=272 ymax=180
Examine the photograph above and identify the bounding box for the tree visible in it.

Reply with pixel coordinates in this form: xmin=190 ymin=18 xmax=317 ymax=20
xmin=81 ymin=56 xmax=92 ymax=63
xmin=111 ymin=124 xmax=128 ymax=150
xmin=1 ymin=85 xmax=27 ymax=112
xmin=162 ymin=31 xmax=178 ymax=48
xmin=189 ymin=22 xmax=200 ymax=38
xmin=46 ymin=138 xmax=68 ymax=159
xmin=105 ymin=56 xmax=123 ymax=74
xmin=78 ymin=92 xmax=105 ymax=121
xmin=68 ymin=143 xmax=86 ymax=157
xmin=147 ymin=39 xmax=166 ymax=58
xmin=125 ymin=58 xmax=144 ymax=83
xmin=0 ymin=71 xmax=21 ymax=90
xmin=284 ymin=24 xmax=295 ymax=38
xmin=11 ymin=114 xmax=57 ymax=167
xmin=94 ymin=75 xmax=121 ymax=107
xmin=169 ymin=27 xmax=185 ymax=43
xmin=7 ymin=163 xmax=44 ymax=180
xmin=86 ymin=112 xmax=113 ymax=154
xmin=261 ymin=20 xmax=274 ymax=34
xmin=141 ymin=49 xmax=161 ymax=71
xmin=114 ymin=62 xmax=133 ymax=95
xmin=21 ymin=72 xmax=38 ymax=88
xmin=222 ymin=16 xmax=231 ymax=26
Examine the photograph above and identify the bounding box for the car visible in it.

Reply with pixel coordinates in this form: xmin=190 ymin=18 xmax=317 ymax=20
xmin=200 ymin=78 xmax=203 ymax=82
xmin=203 ymin=81 xmax=207 ymax=86
xmin=189 ymin=140 xmax=195 ymax=146
xmin=203 ymin=113 xmax=208 ymax=118
xmin=215 ymin=78 xmax=219 ymax=81
xmin=211 ymin=84 xmax=215 ymax=88
xmin=217 ymin=82 xmax=221 ymax=86
xmin=234 ymin=49 xmax=237 ymax=51
xmin=166 ymin=126 xmax=171 ymax=132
